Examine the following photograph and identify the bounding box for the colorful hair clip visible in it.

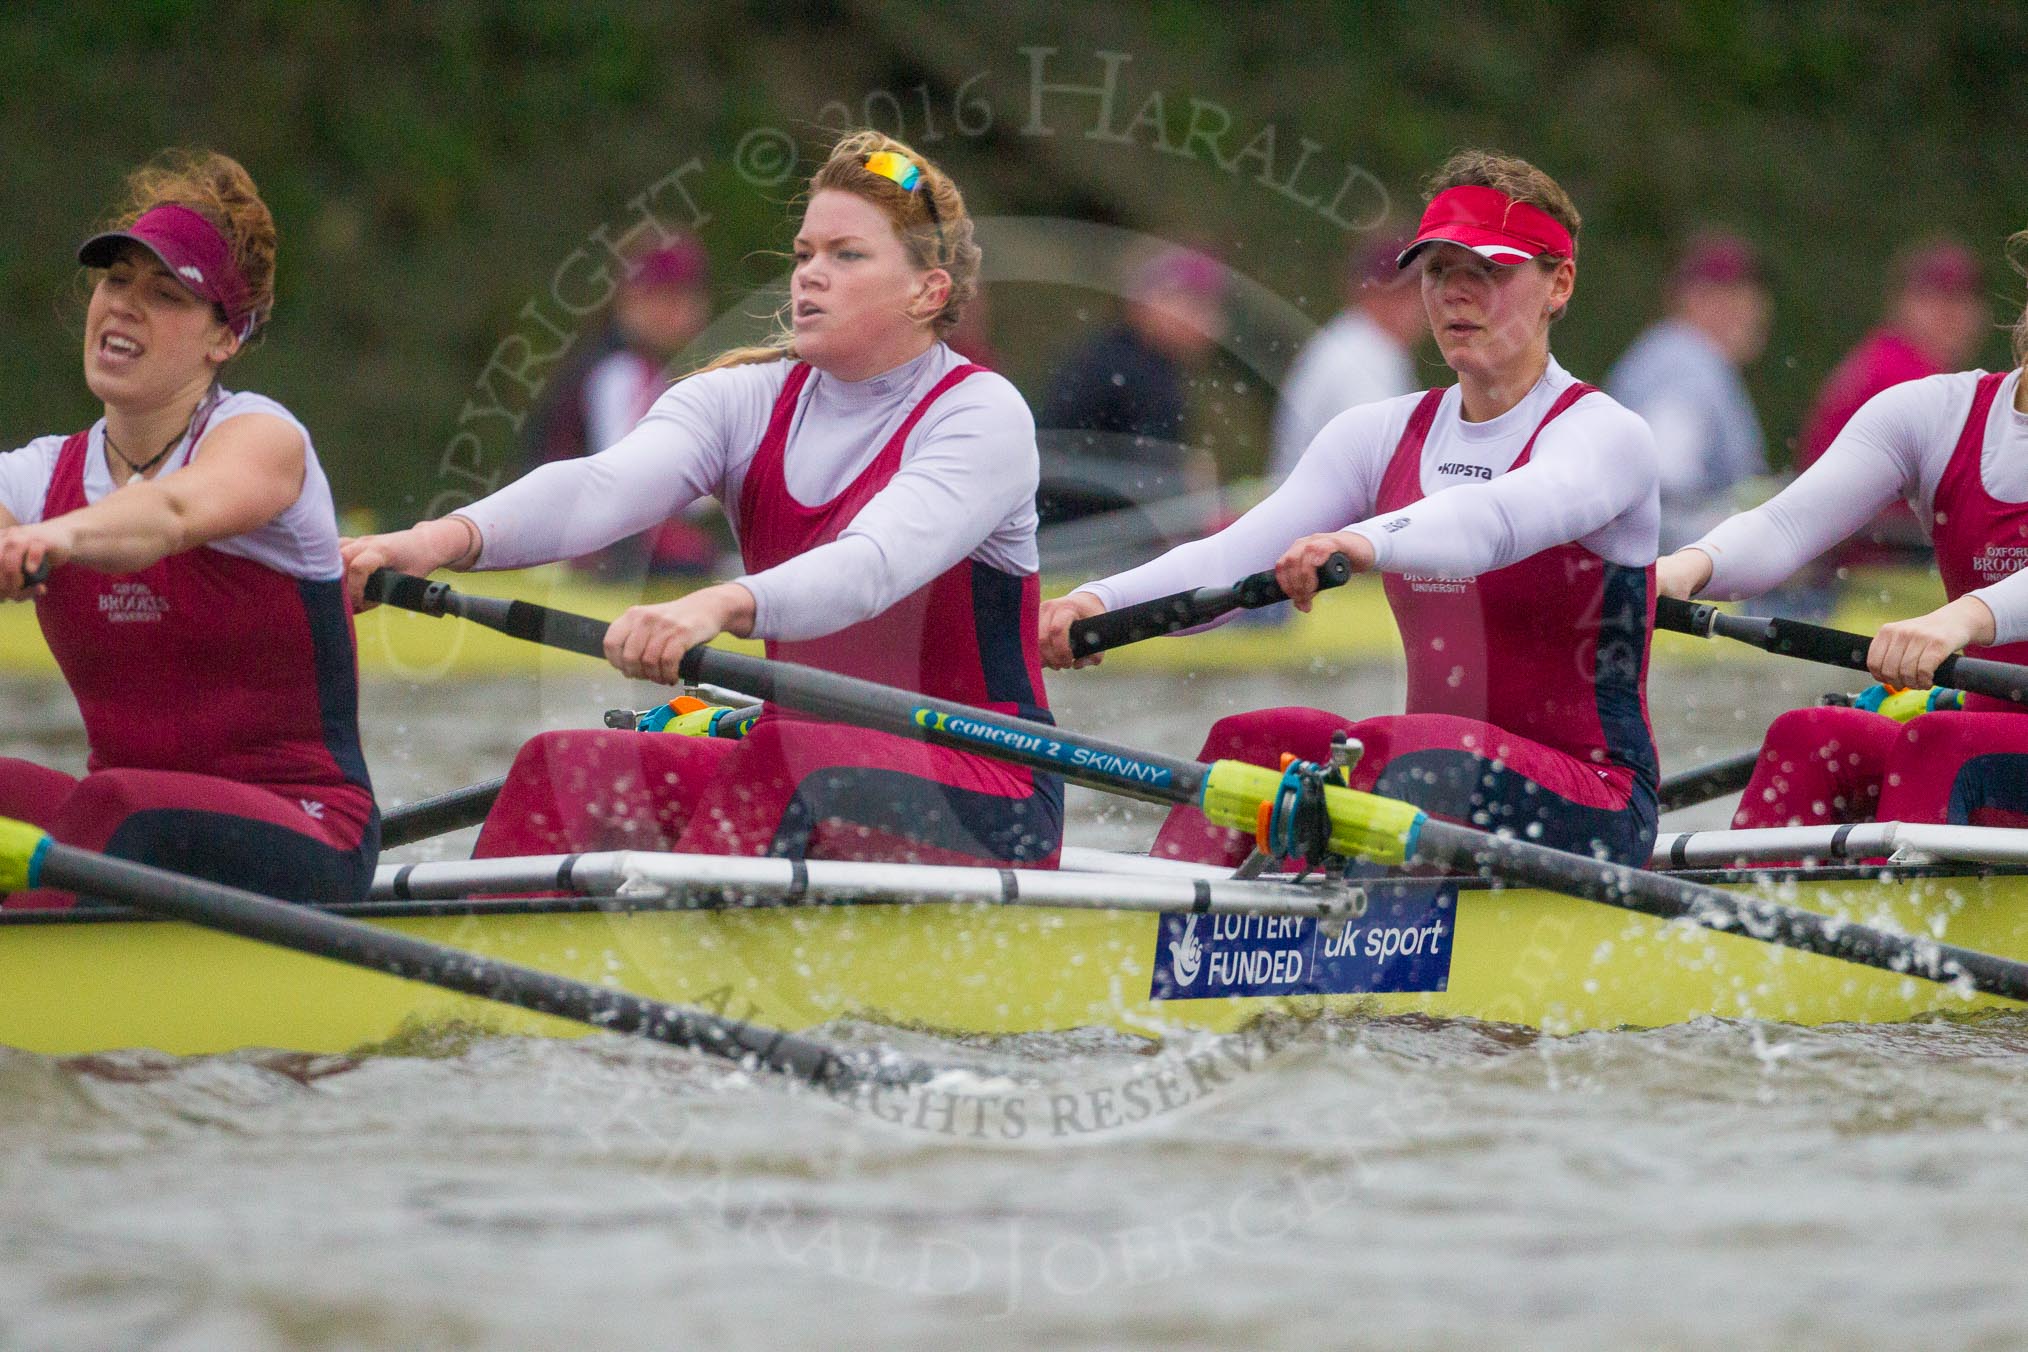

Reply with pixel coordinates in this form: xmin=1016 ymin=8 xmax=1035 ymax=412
xmin=862 ymin=150 xmax=945 ymax=256
xmin=862 ymin=151 xmax=923 ymax=192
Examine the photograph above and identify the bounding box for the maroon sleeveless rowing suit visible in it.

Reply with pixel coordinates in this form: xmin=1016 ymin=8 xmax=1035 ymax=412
xmin=0 ymin=423 xmax=376 ymax=907
xmin=1738 ymin=370 xmax=2028 ymax=829
xmin=474 ymin=361 xmax=1062 ymax=865
xmin=1155 ymin=382 xmax=1659 ymax=866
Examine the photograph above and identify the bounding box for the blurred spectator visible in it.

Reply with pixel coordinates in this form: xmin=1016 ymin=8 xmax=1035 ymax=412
xmin=1270 ymin=231 xmax=1424 ymax=481
xmin=1605 ymin=231 xmax=1771 ymax=550
xmin=1032 ymin=246 xmax=1229 ymax=549
xmin=1041 ymin=244 xmax=1227 ymax=496
xmin=524 ymin=237 xmax=719 ymax=577
xmin=1796 ymin=237 xmax=1988 ymax=563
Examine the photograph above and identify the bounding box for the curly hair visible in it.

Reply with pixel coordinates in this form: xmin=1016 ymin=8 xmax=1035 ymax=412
xmin=104 ymin=148 xmax=276 ymax=340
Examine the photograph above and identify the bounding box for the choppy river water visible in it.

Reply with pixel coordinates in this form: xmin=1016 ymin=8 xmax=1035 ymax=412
xmin=6 ymin=657 xmax=2028 ymax=1350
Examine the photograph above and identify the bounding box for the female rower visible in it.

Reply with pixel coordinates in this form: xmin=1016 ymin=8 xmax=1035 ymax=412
xmin=342 ymin=131 xmax=1061 ymax=866
xmin=0 ymin=150 xmax=376 ymax=906
xmin=1657 ymin=230 xmax=2028 ymax=830
xmin=1041 ymin=151 xmax=1661 ymax=866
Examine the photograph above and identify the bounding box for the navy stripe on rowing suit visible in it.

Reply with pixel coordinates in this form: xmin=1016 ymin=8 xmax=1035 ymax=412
xmin=1948 ymin=754 xmax=2028 ymax=824
xmin=103 ymin=808 xmax=373 ymax=904
xmin=1593 ymin=561 xmax=1660 ymax=788
xmin=1372 ymin=748 xmax=1658 ymax=867
xmin=768 ymin=766 xmax=1065 ymax=864
xmin=301 ymin=577 xmax=381 ymax=860
xmin=970 ymin=561 xmax=1050 ymax=723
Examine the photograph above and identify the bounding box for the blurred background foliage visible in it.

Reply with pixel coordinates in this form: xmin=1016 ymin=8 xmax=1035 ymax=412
xmin=3 ymin=0 xmax=2023 ymax=516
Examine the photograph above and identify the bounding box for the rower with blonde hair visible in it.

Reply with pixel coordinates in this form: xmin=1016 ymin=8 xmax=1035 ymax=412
xmin=345 ymin=131 xmax=1061 ymax=866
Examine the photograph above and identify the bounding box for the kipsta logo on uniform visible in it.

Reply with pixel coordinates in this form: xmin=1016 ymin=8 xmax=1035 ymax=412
xmin=1435 ymin=461 xmax=1492 ymax=481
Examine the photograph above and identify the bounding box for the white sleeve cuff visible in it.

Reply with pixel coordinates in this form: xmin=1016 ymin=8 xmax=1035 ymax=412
xmin=1970 ymin=579 xmax=2028 ymax=647
xmin=1344 ymin=523 xmax=1391 ymax=571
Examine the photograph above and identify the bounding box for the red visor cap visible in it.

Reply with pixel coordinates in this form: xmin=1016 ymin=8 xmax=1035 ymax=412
xmin=1397 ymin=186 xmax=1574 ymax=269
xmin=78 ymin=203 xmax=259 ymax=340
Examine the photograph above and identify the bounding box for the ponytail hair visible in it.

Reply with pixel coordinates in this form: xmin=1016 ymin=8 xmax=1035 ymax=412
xmin=2009 ymin=227 xmax=2028 ymax=370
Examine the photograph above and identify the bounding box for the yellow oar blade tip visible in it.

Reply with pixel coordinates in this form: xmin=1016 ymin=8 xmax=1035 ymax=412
xmin=0 ymin=816 xmax=53 ymax=893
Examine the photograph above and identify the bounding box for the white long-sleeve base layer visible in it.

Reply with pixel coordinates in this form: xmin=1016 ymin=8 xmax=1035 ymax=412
xmin=1084 ymin=357 xmax=1659 ymax=613
xmin=1690 ymin=368 xmax=2028 ymax=644
xmin=459 ymin=344 xmax=1041 ymax=641
xmin=0 ymin=390 xmax=339 ymax=581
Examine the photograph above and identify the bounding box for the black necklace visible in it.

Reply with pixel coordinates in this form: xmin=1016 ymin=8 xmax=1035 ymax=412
xmin=104 ymin=416 xmax=194 ymax=479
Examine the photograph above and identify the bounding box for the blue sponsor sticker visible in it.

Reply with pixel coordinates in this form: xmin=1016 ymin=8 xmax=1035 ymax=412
xmin=910 ymin=707 xmax=1176 ymax=790
xmin=1150 ymin=880 xmax=1455 ymax=1000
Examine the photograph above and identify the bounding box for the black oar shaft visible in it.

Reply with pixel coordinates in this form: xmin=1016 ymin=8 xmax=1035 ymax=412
xmin=683 ymin=645 xmax=1207 ymax=806
xmin=379 ymin=776 xmax=509 ymax=850
xmin=1412 ymin=819 xmax=2028 ymax=1000
xmin=1657 ymin=597 xmax=2028 ymax=705
xmin=705 ymin=656 xmax=2028 ymax=1002
xmin=1657 ymin=751 xmax=1759 ymax=813
xmin=1069 ymin=553 xmax=1354 ymax=659
xmin=362 ymin=571 xmax=2028 ymax=1005
xmin=31 ymin=841 xmax=927 ymax=1090
xmin=364 ymin=570 xmax=1203 ymax=806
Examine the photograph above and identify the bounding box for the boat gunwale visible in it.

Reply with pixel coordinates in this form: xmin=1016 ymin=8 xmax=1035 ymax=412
xmin=6 ymin=861 xmax=2023 ymax=927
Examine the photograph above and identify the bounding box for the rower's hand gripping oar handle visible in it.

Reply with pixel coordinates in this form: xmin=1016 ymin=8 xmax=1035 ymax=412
xmin=1655 ymin=596 xmax=2028 ymax=707
xmin=21 ymin=560 xmax=50 ymax=589
xmin=364 ymin=569 xmax=612 ymax=659
xmin=1069 ymin=552 xmax=1354 ymax=659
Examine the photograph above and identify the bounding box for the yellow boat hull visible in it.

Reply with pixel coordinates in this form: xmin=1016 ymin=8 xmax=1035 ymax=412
xmin=2 ymin=867 xmax=2020 ymax=1056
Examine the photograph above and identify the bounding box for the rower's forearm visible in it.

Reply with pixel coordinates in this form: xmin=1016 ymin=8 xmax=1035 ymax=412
xmin=53 ymin=485 xmax=193 ymax=572
xmin=421 ymin=516 xmax=483 ymax=571
xmin=1949 ymin=592 xmax=2002 ymax=648
xmin=460 ymin=447 xmax=702 ymax=571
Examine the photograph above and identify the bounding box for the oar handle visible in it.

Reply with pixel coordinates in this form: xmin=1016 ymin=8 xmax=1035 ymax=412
xmin=1068 ymin=552 xmax=1354 ymax=659
xmin=22 ymin=560 xmax=50 ymax=588
xmin=1656 ymin=596 xmax=2028 ymax=706
xmin=365 ymin=569 xmax=611 ymax=659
